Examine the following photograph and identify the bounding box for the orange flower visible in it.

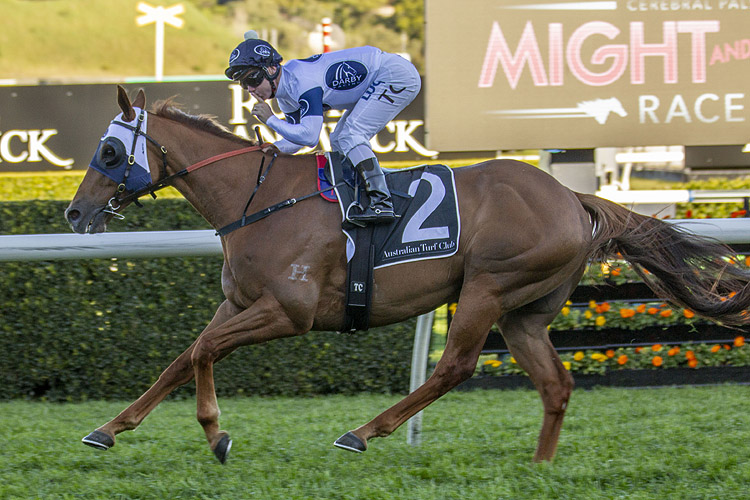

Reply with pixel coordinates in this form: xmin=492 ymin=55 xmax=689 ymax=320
xmin=711 ymin=344 xmax=721 ymax=353
xmin=724 ymin=344 xmax=731 ymax=350
xmin=606 ymin=349 xmax=616 ymax=358
xmin=745 ymin=256 xmax=750 ymax=267
xmin=683 ymin=309 xmax=695 ymax=319
xmin=688 ymin=358 xmax=698 ymax=368
xmin=647 ymin=307 xmax=659 ymax=315
xmin=596 ymin=302 xmax=611 ymax=313
xmin=611 ymin=267 xmax=621 ymax=277
xmin=652 ymin=344 xmax=663 ymax=352
xmin=685 ymin=350 xmax=696 ymax=360
xmin=652 ymin=356 xmax=663 ymax=367
xmin=735 ymin=336 xmax=745 ymax=347
xmin=635 ymin=346 xmax=644 ymax=354
xmin=659 ymin=309 xmax=673 ymax=318
xmin=636 ymin=304 xmax=647 ymax=313
xmin=620 ymin=308 xmax=636 ymax=318
xmin=617 ymin=355 xmax=628 ymax=365
xmin=668 ymin=347 xmax=680 ymax=356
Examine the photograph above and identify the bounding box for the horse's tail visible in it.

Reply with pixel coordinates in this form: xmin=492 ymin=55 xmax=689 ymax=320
xmin=576 ymin=192 xmax=750 ymax=326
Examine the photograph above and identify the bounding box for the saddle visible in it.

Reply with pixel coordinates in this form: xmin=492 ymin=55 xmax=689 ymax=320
xmin=318 ymin=153 xmax=460 ymax=332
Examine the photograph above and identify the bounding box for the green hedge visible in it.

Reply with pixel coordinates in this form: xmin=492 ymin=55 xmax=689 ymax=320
xmin=0 ymin=198 xmax=210 ymax=235
xmin=5 ymin=175 xmax=750 ymax=401
xmin=1 ymin=198 xmax=415 ymax=401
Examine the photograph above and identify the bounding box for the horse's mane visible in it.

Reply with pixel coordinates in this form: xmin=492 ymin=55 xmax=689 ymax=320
xmin=150 ymin=98 xmax=257 ymax=146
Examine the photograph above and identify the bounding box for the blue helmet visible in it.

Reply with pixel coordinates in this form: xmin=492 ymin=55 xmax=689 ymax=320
xmin=225 ymin=31 xmax=283 ymax=80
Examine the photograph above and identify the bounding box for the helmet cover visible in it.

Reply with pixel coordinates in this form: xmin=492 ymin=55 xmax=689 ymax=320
xmin=225 ymin=30 xmax=283 ymax=79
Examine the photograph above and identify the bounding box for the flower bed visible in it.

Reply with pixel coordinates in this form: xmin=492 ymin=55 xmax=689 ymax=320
xmin=482 ymin=324 xmax=742 ymax=354
xmin=550 ymin=298 xmax=704 ymax=331
xmin=459 ymin=366 xmax=750 ymax=391
xmin=478 ymin=336 xmax=747 ymax=379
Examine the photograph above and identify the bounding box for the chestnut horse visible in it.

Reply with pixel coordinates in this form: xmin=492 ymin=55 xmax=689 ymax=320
xmin=66 ymin=87 xmax=750 ymax=464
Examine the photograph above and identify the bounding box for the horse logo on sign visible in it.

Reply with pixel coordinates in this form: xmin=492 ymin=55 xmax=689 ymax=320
xmin=488 ymin=97 xmax=628 ymax=125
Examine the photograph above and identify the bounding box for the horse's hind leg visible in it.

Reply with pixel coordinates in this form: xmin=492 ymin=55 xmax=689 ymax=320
xmin=81 ymin=299 xmax=239 ymax=450
xmin=334 ymin=281 xmax=498 ymax=452
xmin=496 ymin=281 xmax=579 ymax=462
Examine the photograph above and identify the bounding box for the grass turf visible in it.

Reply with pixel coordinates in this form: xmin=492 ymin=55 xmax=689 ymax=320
xmin=1 ymin=386 xmax=749 ymax=499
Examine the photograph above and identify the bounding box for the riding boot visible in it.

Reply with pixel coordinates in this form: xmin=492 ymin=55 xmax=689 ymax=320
xmin=350 ymin=157 xmax=395 ymax=225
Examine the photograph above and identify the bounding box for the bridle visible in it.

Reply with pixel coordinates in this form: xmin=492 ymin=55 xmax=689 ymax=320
xmin=97 ymin=107 xmax=345 ymax=237
xmin=100 ymin=108 xmax=265 ymax=219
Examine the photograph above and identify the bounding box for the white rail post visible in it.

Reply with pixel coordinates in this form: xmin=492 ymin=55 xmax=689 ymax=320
xmin=407 ymin=310 xmax=435 ymax=446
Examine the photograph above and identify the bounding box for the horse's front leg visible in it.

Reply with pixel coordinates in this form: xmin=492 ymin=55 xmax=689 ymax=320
xmin=191 ymin=293 xmax=308 ymax=464
xmin=82 ymin=299 xmax=240 ymax=451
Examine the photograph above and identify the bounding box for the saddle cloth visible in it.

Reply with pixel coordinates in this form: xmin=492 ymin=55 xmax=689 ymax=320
xmin=325 ymin=152 xmax=460 ymax=269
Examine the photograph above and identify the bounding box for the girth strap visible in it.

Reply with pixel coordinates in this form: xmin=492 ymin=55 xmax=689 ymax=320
xmin=343 ymin=225 xmax=375 ymax=332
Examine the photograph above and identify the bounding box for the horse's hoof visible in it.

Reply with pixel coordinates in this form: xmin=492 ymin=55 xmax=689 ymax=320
xmin=81 ymin=429 xmax=114 ymax=450
xmin=333 ymin=431 xmax=366 ymax=453
xmin=212 ymin=434 xmax=232 ymax=464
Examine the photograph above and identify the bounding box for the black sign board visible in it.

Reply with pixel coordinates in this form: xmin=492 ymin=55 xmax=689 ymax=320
xmin=0 ymin=80 xmax=441 ymax=173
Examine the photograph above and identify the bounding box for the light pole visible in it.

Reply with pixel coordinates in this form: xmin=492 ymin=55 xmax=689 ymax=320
xmin=136 ymin=2 xmax=185 ymax=81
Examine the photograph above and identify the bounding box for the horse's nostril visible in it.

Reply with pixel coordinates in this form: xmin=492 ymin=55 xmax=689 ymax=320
xmin=66 ymin=209 xmax=81 ymax=222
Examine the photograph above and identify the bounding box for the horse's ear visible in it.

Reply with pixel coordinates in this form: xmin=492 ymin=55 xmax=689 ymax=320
xmin=132 ymin=89 xmax=146 ymax=110
xmin=117 ymin=85 xmax=135 ymax=122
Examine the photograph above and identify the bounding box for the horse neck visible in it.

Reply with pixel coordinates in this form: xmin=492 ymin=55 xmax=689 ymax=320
xmin=150 ymin=118 xmax=276 ymax=231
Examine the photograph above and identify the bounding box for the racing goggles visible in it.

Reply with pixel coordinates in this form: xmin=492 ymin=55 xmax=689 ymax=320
xmin=233 ymin=66 xmax=266 ymax=90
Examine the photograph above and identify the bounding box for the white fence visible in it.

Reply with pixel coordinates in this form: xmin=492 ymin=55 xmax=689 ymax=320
xmin=3 ymin=218 xmax=750 ymax=262
xmin=0 ymin=230 xmax=221 ymax=262
xmin=595 ymin=189 xmax=750 ymax=218
xmin=597 ymin=189 xmax=750 ymax=206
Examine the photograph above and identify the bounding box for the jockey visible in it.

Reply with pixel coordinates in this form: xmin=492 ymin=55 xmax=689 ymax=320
xmin=225 ymin=30 xmax=421 ymax=225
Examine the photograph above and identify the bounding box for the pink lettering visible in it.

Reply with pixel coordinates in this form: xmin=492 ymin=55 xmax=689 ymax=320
xmin=630 ymin=21 xmax=678 ymax=85
xmin=677 ymin=21 xmax=719 ymax=83
xmin=549 ymin=23 xmax=564 ymax=86
xmin=478 ymin=20 xmax=720 ymax=89
xmin=709 ymin=38 xmax=750 ymax=66
xmin=478 ymin=21 xmax=548 ymax=90
xmin=567 ymin=22 xmax=628 ymax=86
xmin=710 ymin=44 xmax=727 ymax=65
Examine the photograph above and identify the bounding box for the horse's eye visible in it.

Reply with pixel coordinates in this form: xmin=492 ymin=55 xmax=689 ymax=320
xmin=98 ymin=138 xmax=126 ymax=168
xmin=101 ymin=144 xmax=118 ymax=166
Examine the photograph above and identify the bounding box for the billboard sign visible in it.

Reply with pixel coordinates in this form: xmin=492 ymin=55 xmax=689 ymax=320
xmin=0 ymin=81 xmax=437 ymax=173
xmin=425 ymin=0 xmax=750 ymax=151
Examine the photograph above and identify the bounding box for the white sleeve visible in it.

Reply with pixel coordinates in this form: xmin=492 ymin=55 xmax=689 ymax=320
xmin=266 ymin=114 xmax=323 ymax=148
xmin=274 ymin=138 xmax=303 ymax=154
